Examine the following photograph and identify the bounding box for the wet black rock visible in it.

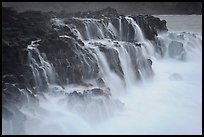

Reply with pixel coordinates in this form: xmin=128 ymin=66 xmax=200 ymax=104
xmin=2 ymin=75 xmax=18 ymax=84
xmin=99 ymin=46 xmax=124 ymax=79
xmin=133 ymin=15 xmax=168 ymax=41
xmin=49 ymin=85 xmax=65 ymax=96
xmin=168 ymin=41 xmax=186 ymax=60
xmin=68 ymin=87 xmax=111 ymax=99
xmin=2 ymin=7 xmax=168 ymax=119
xmin=96 ymin=77 xmax=106 ymax=87
xmin=147 ymin=59 xmax=152 ymax=66
xmin=91 ymin=88 xmax=109 ymax=97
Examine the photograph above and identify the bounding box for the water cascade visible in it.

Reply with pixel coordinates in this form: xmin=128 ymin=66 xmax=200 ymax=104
xmin=2 ymin=8 xmax=202 ymax=135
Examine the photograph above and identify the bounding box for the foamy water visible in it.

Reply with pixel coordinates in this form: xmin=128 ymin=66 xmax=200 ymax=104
xmin=93 ymin=58 xmax=202 ymax=135
xmin=2 ymin=15 xmax=202 ymax=135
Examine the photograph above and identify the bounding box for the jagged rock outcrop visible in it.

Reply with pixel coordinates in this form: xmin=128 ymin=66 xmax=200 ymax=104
xmin=168 ymin=41 xmax=186 ymax=60
xmin=2 ymin=7 xmax=168 ymax=124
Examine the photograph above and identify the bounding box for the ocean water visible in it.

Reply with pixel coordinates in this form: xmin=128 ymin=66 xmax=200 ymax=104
xmin=154 ymin=15 xmax=202 ymax=34
xmin=2 ymin=15 xmax=202 ymax=135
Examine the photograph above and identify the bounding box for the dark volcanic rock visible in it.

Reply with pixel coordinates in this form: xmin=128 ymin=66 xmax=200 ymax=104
xmin=168 ymin=41 xmax=186 ymax=60
xmin=147 ymin=59 xmax=152 ymax=66
xmin=67 ymin=87 xmax=111 ymax=103
xmin=2 ymin=75 xmax=18 ymax=84
xmin=38 ymin=36 xmax=100 ymax=85
xmin=99 ymin=46 xmax=124 ymax=79
xmin=96 ymin=77 xmax=106 ymax=87
xmin=2 ymin=7 xmax=167 ymax=85
xmin=91 ymin=88 xmax=109 ymax=96
xmin=2 ymin=7 xmax=168 ymax=122
xmin=133 ymin=15 xmax=168 ymax=41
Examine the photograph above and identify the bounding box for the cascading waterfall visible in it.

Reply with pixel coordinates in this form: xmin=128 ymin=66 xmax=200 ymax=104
xmin=72 ymin=16 xmax=154 ymax=83
xmin=27 ymin=40 xmax=56 ymax=90
xmin=2 ymin=12 xmax=202 ymax=135
xmin=157 ymin=32 xmax=202 ymax=60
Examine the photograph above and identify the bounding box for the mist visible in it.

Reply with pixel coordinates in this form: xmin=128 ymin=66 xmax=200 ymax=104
xmin=2 ymin=4 xmax=202 ymax=135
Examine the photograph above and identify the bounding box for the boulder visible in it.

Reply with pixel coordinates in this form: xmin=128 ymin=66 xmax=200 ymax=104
xmin=96 ymin=77 xmax=106 ymax=87
xmin=133 ymin=15 xmax=168 ymax=41
xmin=99 ymin=46 xmax=124 ymax=79
xmin=168 ymin=41 xmax=186 ymax=60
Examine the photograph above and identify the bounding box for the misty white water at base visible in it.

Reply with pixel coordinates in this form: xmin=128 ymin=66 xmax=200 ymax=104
xmin=20 ymin=57 xmax=202 ymax=135
xmin=2 ymin=15 xmax=202 ymax=135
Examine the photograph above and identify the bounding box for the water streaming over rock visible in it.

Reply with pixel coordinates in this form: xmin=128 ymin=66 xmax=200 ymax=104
xmin=27 ymin=40 xmax=56 ymax=90
xmin=2 ymin=8 xmax=202 ymax=135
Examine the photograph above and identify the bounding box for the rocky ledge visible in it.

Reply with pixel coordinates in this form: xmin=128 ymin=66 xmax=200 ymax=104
xmin=2 ymin=7 xmax=168 ymax=122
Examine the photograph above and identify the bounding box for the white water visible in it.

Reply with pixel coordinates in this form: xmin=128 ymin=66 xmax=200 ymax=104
xmin=20 ymin=49 xmax=202 ymax=135
xmin=93 ymin=58 xmax=202 ymax=135
xmin=27 ymin=40 xmax=56 ymax=87
xmin=2 ymin=15 xmax=202 ymax=135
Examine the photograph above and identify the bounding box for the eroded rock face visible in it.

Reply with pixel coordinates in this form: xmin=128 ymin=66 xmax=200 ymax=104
xmin=99 ymin=46 xmax=124 ymax=79
xmin=134 ymin=15 xmax=168 ymax=39
xmin=168 ymin=41 xmax=186 ymax=60
xmin=2 ymin=7 xmax=168 ymax=126
xmin=67 ymin=87 xmax=111 ymax=99
xmin=63 ymin=87 xmax=122 ymax=123
xmin=2 ymin=7 xmax=168 ymax=134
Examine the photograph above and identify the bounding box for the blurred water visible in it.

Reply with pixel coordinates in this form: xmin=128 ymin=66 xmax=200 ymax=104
xmin=2 ymin=15 xmax=202 ymax=135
